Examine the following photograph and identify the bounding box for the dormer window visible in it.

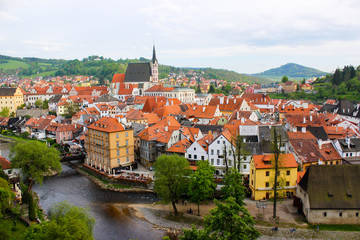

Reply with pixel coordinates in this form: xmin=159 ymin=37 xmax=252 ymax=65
xmin=328 ymin=191 xmax=333 ymax=197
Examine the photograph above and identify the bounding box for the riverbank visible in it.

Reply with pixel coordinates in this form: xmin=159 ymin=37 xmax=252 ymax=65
xmin=69 ymin=162 xmax=155 ymax=194
xmin=128 ymin=202 xmax=360 ymax=240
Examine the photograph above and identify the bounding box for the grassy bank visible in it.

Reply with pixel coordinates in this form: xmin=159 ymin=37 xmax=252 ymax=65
xmin=0 ymin=218 xmax=28 ymax=240
xmin=317 ymin=224 xmax=360 ymax=232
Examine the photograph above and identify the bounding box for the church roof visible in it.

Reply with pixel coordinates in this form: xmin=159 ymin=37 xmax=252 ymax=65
xmin=124 ymin=63 xmax=152 ymax=83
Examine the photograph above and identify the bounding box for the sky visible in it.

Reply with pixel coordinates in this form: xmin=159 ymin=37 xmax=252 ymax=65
xmin=1 ymin=0 xmax=360 ymax=74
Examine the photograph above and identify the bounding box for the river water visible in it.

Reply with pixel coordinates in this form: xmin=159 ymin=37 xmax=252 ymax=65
xmin=33 ymin=163 xmax=165 ymax=240
xmin=1 ymin=140 xmax=165 ymax=240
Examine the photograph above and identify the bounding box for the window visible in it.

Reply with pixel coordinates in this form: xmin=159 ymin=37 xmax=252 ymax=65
xmin=126 ymin=148 xmax=129 ymax=154
xmin=217 ymin=140 xmax=220 ymax=144
xmin=265 ymin=182 xmax=269 ymax=187
xmin=211 ymin=159 xmax=214 ymax=165
xmin=126 ymin=157 xmax=129 ymax=162
xmin=194 ymin=155 xmax=197 ymax=159
xmin=287 ymin=170 xmax=290 ymax=175
xmin=117 ymin=150 xmax=120 ymax=156
xmin=266 ymin=171 xmax=270 ymax=176
xmin=356 ymin=212 xmax=359 ymax=217
xmin=201 ymin=156 xmax=204 ymax=160
xmin=217 ymin=150 xmax=220 ymax=155
xmin=125 ymin=132 xmax=128 ymax=137
xmin=116 ymin=133 xmax=119 ymax=138
xmin=194 ymin=147 xmax=196 ymax=151
xmin=188 ymin=154 xmax=192 ymax=159
xmin=252 ymin=170 xmax=254 ymax=174
xmin=116 ymin=141 xmax=119 ymax=147
xmin=223 ymin=141 xmax=225 ymax=144
xmin=336 ymin=161 xmax=339 ymax=165
xmin=243 ymin=165 xmax=247 ymax=169
xmin=286 ymin=181 xmax=290 ymax=186
xmin=251 ymin=180 xmax=253 ymax=185
xmin=229 ymin=160 xmax=232 ymax=166
xmin=117 ymin=159 xmax=120 ymax=164
xmin=211 ymin=150 xmax=214 ymax=155
xmin=126 ymin=140 xmax=128 ymax=146
xmin=339 ymin=212 xmax=342 ymax=217
xmin=217 ymin=159 xmax=220 ymax=165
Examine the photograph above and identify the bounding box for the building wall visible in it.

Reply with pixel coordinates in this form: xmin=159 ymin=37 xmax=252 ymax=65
xmin=0 ymin=88 xmax=24 ymax=114
xmin=296 ymin=186 xmax=360 ymax=224
xmin=86 ymin=128 xmax=134 ymax=173
xmin=250 ymin=159 xmax=297 ymax=200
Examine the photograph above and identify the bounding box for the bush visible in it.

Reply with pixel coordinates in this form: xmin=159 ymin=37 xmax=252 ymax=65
xmin=20 ymin=132 xmax=30 ymax=139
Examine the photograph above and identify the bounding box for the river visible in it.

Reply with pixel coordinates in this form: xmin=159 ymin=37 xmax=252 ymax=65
xmin=1 ymin=139 xmax=165 ymax=240
xmin=33 ymin=163 xmax=165 ymax=240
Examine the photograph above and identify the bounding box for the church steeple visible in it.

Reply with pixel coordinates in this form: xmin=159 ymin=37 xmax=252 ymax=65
xmin=152 ymin=45 xmax=157 ymax=64
xmin=151 ymin=45 xmax=158 ymax=83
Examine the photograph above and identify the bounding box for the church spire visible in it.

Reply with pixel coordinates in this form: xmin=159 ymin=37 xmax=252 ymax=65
xmin=152 ymin=45 xmax=157 ymax=63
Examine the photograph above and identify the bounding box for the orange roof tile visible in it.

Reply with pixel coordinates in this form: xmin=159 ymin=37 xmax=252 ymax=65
xmin=253 ymin=153 xmax=298 ymax=169
xmin=88 ymin=117 xmax=125 ymax=133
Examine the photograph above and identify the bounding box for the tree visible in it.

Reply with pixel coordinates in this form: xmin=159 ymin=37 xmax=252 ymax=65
xmin=221 ymin=169 xmax=246 ymax=206
xmin=231 ymin=135 xmax=247 ymax=174
xmin=28 ymin=193 xmax=36 ymax=221
xmin=154 ymin=154 xmax=191 ymax=215
xmin=24 ymin=201 xmax=95 ymax=240
xmin=332 ymin=68 xmax=342 ymax=85
xmin=35 ymin=99 xmax=43 ymax=108
xmin=0 ymin=107 xmax=10 ymax=117
xmin=281 ymin=76 xmax=288 ymax=83
xmin=181 ymin=197 xmax=260 ymax=240
xmin=0 ymin=177 xmax=15 ymax=218
xmin=271 ymin=129 xmax=282 ymax=219
xmin=188 ymin=161 xmax=216 ymax=216
xmin=42 ymin=99 xmax=49 ymax=109
xmin=10 ymin=141 xmax=62 ymax=192
xmin=208 ymin=84 xmax=216 ymax=94
xmin=195 ymin=84 xmax=202 ymax=94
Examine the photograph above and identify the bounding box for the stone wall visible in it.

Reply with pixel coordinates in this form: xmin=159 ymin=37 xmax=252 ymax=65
xmin=16 ymin=109 xmax=48 ymax=117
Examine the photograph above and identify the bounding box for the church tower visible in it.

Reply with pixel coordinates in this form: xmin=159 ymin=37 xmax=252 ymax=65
xmin=151 ymin=45 xmax=158 ymax=83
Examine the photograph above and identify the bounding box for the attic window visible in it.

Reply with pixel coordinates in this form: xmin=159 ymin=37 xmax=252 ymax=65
xmin=346 ymin=190 xmax=352 ymax=198
xmin=325 ymin=150 xmax=331 ymax=155
xmin=328 ymin=191 xmax=333 ymax=197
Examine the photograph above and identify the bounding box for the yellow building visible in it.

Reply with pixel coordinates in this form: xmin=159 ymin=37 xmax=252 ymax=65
xmin=85 ymin=117 xmax=135 ymax=174
xmin=249 ymin=153 xmax=298 ymax=200
xmin=0 ymin=87 xmax=24 ymax=115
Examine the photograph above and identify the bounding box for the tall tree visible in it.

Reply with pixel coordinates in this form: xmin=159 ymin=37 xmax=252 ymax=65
xmin=332 ymin=68 xmax=342 ymax=85
xmin=188 ymin=161 xmax=216 ymax=216
xmin=221 ymin=169 xmax=246 ymax=206
xmin=154 ymin=154 xmax=191 ymax=215
xmin=10 ymin=141 xmax=62 ymax=192
xmin=0 ymin=177 xmax=15 ymax=218
xmin=231 ymin=135 xmax=247 ymax=174
xmin=271 ymin=129 xmax=282 ymax=219
xmin=208 ymin=84 xmax=216 ymax=94
xmin=24 ymin=201 xmax=95 ymax=240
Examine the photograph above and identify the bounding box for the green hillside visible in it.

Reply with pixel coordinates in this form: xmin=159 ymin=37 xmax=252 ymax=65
xmin=253 ymin=63 xmax=328 ymax=81
xmin=0 ymin=54 xmax=267 ymax=84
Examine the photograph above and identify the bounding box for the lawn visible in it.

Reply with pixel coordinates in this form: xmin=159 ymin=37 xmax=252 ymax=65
xmin=29 ymin=70 xmax=57 ymax=78
xmin=317 ymin=224 xmax=360 ymax=232
xmin=0 ymin=217 xmax=28 ymax=239
xmin=0 ymin=60 xmax=30 ymax=70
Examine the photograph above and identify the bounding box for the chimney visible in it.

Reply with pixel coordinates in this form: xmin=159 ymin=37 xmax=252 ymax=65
xmin=193 ymin=106 xmax=196 ymax=111
xmin=336 ymin=125 xmax=338 ymax=133
xmin=168 ymin=120 xmax=170 ymax=125
xmin=310 ymin=114 xmax=312 ymax=122
xmin=346 ymin=137 xmax=351 ymax=148
xmin=234 ymin=99 xmax=236 ymax=103
xmin=203 ymin=107 xmax=206 ymax=113
xmin=241 ymin=117 xmax=244 ymax=124
xmin=318 ymin=139 xmax=322 ymax=149
xmin=220 ymin=97 xmax=224 ymax=104
xmin=303 ymin=117 xmax=306 ymax=124
xmin=164 ymin=125 xmax=168 ymax=132
xmin=226 ymin=98 xmax=229 ymax=104
xmin=236 ymin=111 xmax=239 ymax=120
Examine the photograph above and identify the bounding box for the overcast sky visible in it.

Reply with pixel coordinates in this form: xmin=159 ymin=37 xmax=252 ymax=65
xmin=1 ymin=0 xmax=360 ymax=74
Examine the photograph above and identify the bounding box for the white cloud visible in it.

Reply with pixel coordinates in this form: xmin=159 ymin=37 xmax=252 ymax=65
xmin=21 ymin=40 xmax=69 ymax=52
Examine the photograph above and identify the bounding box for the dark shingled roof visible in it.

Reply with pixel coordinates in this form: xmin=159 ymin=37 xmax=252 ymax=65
xmin=0 ymin=88 xmax=17 ymax=96
xmin=95 ymin=94 xmax=118 ymax=103
xmin=299 ymin=165 xmax=360 ymax=209
xmin=307 ymin=126 xmax=328 ymax=140
xmin=194 ymin=124 xmax=223 ymax=134
xmin=124 ymin=63 xmax=151 ymax=83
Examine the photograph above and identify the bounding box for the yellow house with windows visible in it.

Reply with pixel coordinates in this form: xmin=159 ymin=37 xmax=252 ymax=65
xmin=85 ymin=117 xmax=134 ymax=174
xmin=0 ymin=87 xmax=24 ymax=115
xmin=249 ymin=153 xmax=298 ymax=200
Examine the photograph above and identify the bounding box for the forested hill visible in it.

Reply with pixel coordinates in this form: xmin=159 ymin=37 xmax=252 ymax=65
xmin=252 ymin=63 xmax=329 ymax=81
xmin=0 ymin=54 xmax=266 ymax=84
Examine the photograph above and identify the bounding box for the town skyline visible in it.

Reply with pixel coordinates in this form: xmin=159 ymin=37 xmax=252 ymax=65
xmin=1 ymin=0 xmax=360 ymax=74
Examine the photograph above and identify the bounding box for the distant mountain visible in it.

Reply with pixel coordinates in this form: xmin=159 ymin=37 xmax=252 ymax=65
xmin=252 ymin=63 xmax=329 ymax=81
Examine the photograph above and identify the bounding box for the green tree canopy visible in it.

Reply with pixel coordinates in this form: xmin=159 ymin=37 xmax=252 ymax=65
xmin=208 ymin=84 xmax=216 ymax=93
xmin=221 ymin=169 xmax=246 ymax=206
xmin=10 ymin=141 xmax=62 ymax=191
xmin=281 ymin=76 xmax=289 ymax=83
xmin=24 ymin=201 xmax=95 ymax=240
xmin=0 ymin=107 xmax=10 ymax=117
xmin=181 ymin=197 xmax=260 ymax=240
xmin=35 ymin=99 xmax=43 ymax=108
xmin=0 ymin=177 xmax=15 ymax=218
xmin=188 ymin=161 xmax=216 ymax=216
xmin=154 ymin=154 xmax=191 ymax=215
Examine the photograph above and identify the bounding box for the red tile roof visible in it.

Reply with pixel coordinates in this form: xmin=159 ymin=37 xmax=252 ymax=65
xmin=111 ymin=73 xmax=125 ymax=83
xmin=88 ymin=117 xmax=125 ymax=133
xmin=253 ymin=153 xmax=298 ymax=169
